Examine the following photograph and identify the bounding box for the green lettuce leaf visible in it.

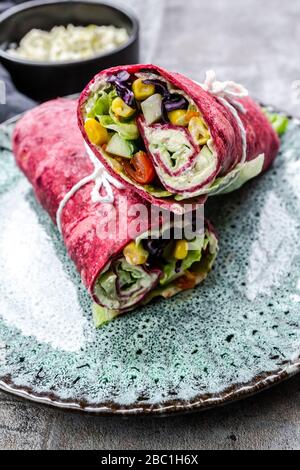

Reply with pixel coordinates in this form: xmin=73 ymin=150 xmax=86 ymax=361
xmin=92 ymin=303 xmax=120 ymax=327
xmin=160 ymin=235 xmax=205 ymax=286
xmin=202 ymin=153 xmax=265 ymax=196
xmin=94 ymin=259 xmax=158 ymax=315
xmin=100 ymin=271 xmax=117 ymax=298
xmin=98 ymin=115 xmax=139 ymax=141
xmin=216 ymin=153 xmax=265 ymax=195
xmin=264 ymin=110 xmax=289 ymax=136
xmin=143 ymin=185 xmax=173 ymax=198
xmin=88 ymin=91 xmax=110 ymax=118
xmin=115 ymin=260 xmax=145 ymax=292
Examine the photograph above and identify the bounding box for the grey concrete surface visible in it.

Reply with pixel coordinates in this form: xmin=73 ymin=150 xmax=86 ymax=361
xmin=0 ymin=0 xmax=299 ymax=450
xmin=0 ymin=376 xmax=299 ymax=450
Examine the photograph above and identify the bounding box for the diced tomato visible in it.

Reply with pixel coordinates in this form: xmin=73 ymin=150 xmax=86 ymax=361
xmin=123 ymin=151 xmax=156 ymax=185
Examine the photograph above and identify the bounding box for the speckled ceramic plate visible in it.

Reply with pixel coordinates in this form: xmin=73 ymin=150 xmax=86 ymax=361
xmin=0 ymin=111 xmax=299 ymax=416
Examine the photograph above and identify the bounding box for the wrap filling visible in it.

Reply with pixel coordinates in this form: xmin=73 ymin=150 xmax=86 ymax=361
xmin=93 ymin=225 xmax=218 ymax=327
xmin=83 ymin=70 xmax=219 ymax=201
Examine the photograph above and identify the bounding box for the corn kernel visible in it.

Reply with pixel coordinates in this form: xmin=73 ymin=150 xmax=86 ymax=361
xmin=111 ymin=97 xmax=135 ymax=118
xmin=132 ymin=78 xmax=155 ymax=101
xmin=84 ymin=118 xmax=108 ymax=146
xmin=174 ymin=240 xmax=189 ymax=260
xmin=123 ymin=242 xmax=149 ymax=266
xmin=168 ymin=109 xmax=189 ymax=127
xmin=188 ymin=117 xmax=210 ymax=145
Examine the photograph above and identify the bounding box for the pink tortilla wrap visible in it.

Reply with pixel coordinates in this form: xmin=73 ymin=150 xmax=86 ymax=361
xmin=12 ymin=99 xmax=155 ymax=304
xmin=12 ymin=98 xmax=217 ymax=317
xmin=78 ymin=64 xmax=279 ymax=213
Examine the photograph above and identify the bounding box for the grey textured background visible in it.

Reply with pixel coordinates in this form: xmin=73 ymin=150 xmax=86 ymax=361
xmin=0 ymin=0 xmax=299 ymax=450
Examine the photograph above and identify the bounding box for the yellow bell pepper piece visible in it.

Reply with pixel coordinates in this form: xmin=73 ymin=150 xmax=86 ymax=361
xmin=123 ymin=242 xmax=149 ymax=266
xmin=111 ymin=97 xmax=135 ymax=118
xmin=132 ymin=78 xmax=155 ymax=101
xmin=174 ymin=240 xmax=189 ymax=260
xmin=188 ymin=117 xmax=210 ymax=146
xmin=84 ymin=118 xmax=108 ymax=146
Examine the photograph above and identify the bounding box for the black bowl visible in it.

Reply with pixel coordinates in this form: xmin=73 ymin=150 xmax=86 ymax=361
xmin=0 ymin=0 xmax=139 ymax=101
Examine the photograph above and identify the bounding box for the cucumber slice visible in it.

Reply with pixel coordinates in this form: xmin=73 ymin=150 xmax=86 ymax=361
xmin=141 ymin=94 xmax=163 ymax=125
xmin=106 ymin=133 xmax=135 ymax=158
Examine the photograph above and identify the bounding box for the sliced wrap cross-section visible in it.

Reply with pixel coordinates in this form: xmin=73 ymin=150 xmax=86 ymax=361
xmin=12 ymin=99 xmax=218 ymax=326
xmin=78 ymin=64 xmax=280 ymax=214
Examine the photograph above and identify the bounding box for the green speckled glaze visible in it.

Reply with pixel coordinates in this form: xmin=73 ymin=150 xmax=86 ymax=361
xmin=0 ymin=114 xmax=299 ymax=415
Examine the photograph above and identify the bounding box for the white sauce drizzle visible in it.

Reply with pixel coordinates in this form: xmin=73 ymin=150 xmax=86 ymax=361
xmin=198 ymin=70 xmax=250 ymax=165
xmin=56 ymin=143 xmax=124 ymax=234
xmin=218 ymin=97 xmax=248 ymax=165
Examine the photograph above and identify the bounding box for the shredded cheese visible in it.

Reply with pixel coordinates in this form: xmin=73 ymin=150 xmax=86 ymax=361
xmin=7 ymin=24 xmax=129 ymax=62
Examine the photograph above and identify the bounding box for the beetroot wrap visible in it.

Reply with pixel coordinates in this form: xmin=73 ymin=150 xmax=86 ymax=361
xmin=78 ymin=65 xmax=280 ymax=214
xmin=12 ymin=98 xmax=218 ymax=327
